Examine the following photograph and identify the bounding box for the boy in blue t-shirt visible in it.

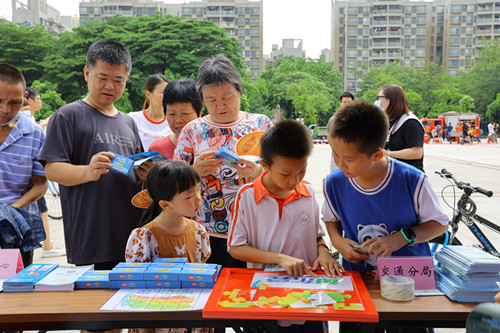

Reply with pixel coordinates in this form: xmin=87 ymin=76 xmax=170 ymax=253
xmin=322 ymin=101 xmax=449 ymax=272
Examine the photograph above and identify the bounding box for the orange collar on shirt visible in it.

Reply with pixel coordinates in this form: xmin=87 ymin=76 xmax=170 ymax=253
xmin=253 ymin=172 xmax=311 ymax=219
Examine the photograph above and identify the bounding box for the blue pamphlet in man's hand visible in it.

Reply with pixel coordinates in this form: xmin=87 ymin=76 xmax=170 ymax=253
xmin=128 ymin=151 xmax=169 ymax=167
xmin=109 ymin=152 xmax=134 ymax=175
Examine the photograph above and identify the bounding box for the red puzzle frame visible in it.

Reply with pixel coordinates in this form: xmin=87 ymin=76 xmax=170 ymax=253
xmin=203 ymin=268 xmax=378 ymax=322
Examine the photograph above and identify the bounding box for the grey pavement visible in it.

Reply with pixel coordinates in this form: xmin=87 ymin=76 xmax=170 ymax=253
xmin=31 ymin=141 xmax=500 ymax=333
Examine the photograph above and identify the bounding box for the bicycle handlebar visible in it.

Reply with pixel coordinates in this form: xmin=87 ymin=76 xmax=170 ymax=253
xmin=436 ymin=169 xmax=493 ymax=197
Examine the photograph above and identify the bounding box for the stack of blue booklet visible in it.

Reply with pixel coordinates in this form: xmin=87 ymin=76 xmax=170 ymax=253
xmin=435 ymin=245 xmax=500 ymax=302
xmin=3 ymin=264 xmax=59 ymax=292
xmin=107 ymin=259 xmax=221 ymax=289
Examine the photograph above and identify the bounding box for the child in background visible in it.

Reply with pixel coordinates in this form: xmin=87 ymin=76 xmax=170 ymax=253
xmin=125 ymin=161 xmax=211 ymax=263
xmin=228 ymin=119 xmax=342 ymax=333
xmin=149 ymin=79 xmax=203 ymax=159
xmin=322 ymin=100 xmax=449 ymax=273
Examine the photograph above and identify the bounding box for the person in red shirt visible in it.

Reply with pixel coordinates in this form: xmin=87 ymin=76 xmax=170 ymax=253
xmin=149 ymin=79 xmax=202 ymax=159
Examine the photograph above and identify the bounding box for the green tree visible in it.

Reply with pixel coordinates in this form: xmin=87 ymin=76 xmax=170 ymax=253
xmin=0 ymin=19 xmax=56 ymax=85
xmin=461 ymin=39 xmax=500 ymax=116
xmin=30 ymin=80 xmax=65 ymax=121
xmin=42 ymin=14 xmax=244 ymax=110
xmin=459 ymin=95 xmax=475 ymax=113
xmin=256 ymin=57 xmax=342 ymax=124
xmin=486 ymin=93 xmax=500 ymax=124
xmin=358 ymin=61 xmax=450 ymax=117
xmin=115 ymin=88 xmax=133 ymax=113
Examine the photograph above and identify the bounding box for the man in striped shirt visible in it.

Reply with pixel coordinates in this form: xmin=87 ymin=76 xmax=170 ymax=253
xmin=0 ymin=63 xmax=47 ymax=266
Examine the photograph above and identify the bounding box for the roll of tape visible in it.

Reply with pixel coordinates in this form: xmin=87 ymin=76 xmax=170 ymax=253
xmin=380 ymin=275 xmax=415 ymax=301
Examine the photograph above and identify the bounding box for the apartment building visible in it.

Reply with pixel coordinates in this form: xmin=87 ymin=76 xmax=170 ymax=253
xmin=11 ymin=0 xmax=79 ymax=34
xmin=269 ymin=39 xmax=306 ymax=62
xmin=78 ymin=0 xmax=181 ymax=23
xmin=331 ymin=0 xmax=500 ymax=91
xmin=78 ymin=0 xmax=263 ymax=78
xmin=180 ymin=0 xmax=263 ymax=78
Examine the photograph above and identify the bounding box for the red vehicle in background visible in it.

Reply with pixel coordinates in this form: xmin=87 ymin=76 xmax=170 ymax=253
xmin=420 ymin=112 xmax=480 ymax=143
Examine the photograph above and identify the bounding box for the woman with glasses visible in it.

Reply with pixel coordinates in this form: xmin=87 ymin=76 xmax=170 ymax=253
xmin=375 ymin=84 xmax=425 ymax=172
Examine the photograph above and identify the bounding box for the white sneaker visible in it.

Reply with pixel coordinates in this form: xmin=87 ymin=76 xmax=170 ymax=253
xmin=41 ymin=243 xmax=66 ymax=258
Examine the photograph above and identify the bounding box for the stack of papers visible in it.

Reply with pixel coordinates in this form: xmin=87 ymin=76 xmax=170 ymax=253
xmin=34 ymin=265 xmax=93 ymax=292
xmin=3 ymin=264 xmax=59 ymax=292
xmin=435 ymin=246 xmax=500 ymax=302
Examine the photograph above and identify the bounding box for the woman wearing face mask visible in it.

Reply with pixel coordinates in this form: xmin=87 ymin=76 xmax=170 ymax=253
xmin=375 ymin=84 xmax=425 ymax=172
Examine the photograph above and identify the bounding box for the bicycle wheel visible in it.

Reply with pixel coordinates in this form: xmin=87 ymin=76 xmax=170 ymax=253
xmin=46 ymin=182 xmax=63 ymax=220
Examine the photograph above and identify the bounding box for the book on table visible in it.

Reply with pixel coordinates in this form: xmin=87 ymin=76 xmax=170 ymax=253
xmin=3 ymin=264 xmax=58 ymax=292
xmin=35 ymin=265 xmax=93 ymax=292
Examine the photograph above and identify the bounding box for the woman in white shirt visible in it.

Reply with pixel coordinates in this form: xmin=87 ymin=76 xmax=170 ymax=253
xmin=128 ymin=74 xmax=172 ymax=150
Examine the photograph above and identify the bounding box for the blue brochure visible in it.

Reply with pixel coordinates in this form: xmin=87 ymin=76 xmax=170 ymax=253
xmin=128 ymin=151 xmax=169 ymax=167
xmin=109 ymin=152 xmax=134 ymax=175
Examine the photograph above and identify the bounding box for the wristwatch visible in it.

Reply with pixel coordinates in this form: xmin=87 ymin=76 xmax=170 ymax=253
xmin=400 ymin=227 xmax=417 ymax=246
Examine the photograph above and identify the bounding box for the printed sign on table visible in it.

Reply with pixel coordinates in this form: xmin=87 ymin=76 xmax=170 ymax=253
xmin=0 ymin=249 xmax=24 ymax=279
xmin=377 ymin=256 xmax=436 ymax=290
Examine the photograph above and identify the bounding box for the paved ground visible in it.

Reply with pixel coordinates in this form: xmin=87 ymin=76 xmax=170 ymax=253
xmin=31 ymin=141 xmax=500 ymax=333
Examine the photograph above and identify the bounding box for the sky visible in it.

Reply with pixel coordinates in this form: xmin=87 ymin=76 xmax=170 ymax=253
xmin=0 ymin=0 xmax=331 ymax=58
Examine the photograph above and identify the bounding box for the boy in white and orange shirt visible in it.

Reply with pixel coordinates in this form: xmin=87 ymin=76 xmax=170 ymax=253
xmin=228 ymin=119 xmax=344 ymax=333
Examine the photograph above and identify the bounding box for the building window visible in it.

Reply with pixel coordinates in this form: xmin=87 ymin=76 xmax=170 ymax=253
xmin=94 ymin=7 xmax=101 ymax=15
xmin=451 ymin=5 xmax=462 ymax=13
xmin=250 ymin=61 xmax=260 ymax=68
xmin=80 ymin=7 xmax=89 ymax=15
xmin=449 ymin=48 xmax=460 ymax=57
xmin=450 ymin=16 xmax=461 ymax=24
xmin=448 ymin=70 xmax=458 ymax=76
xmin=416 ymin=60 xmax=425 ymax=67
xmin=416 ymin=17 xmax=426 ymax=25
xmin=250 ymin=18 xmax=260 ymax=25
xmin=237 ymin=29 xmax=246 ymax=36
xmin=347 ymin=7 xmax=358 ymax=15
xmin=249 ymin=7 xmax=260 ymax=15
xmin=416 ymin=49 xmax=425 ymax=57
xmin=450 ymin=27 xmax=461 ymax=35
xmin=449 ymin=38 xmax=460 ymax=46
xmin=416 ymin=5 xmax=427 ymax=14
xmin=347 ymin=50 xmax=357 ymax=57
xmin=249 ymin=29 xmax=259 ymax=37
xmin=250 ymin=40 xmax=259 ymax=47
xmin=449 ymin=59 xmax=459 ymax=67
xmin=466 ymin=5 xmax=475 ymax=12
xmin=416 ymin=38 xmax=425 ymax=47
xmin=182 ymin=7 xmax=192 ymax=15
xmin=347 ymin=28 xmax=357 ymax=36
xmin=347 ymin=39 xmax=357 ymax=47
xmin=346 ymin=81 xmax=357 ymax=89
xmin=416 ymin=28 xmax=426 ymax=35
